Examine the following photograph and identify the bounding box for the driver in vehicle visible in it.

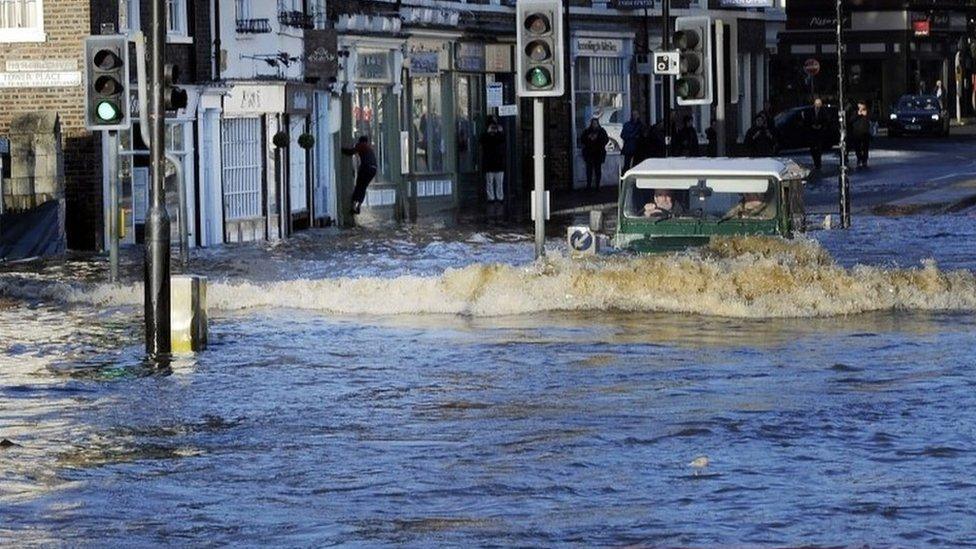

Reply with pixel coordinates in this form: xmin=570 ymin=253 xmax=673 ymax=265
xmin=643 ymin=189 xmax=686 ymax=218
xmin=724 ymin=192 xmax=775 ymax=220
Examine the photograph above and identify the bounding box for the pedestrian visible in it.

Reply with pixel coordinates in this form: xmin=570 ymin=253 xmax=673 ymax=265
xmin=620 ymin=111 xmax=644 ymax=172
xmin=341 ymin=135 xmax=377 ymax=215
xmin=580 ymin=115 xmax=609 ymax=191
xmin=705 ymin=119 xmax=718 ymax=157
xmin=640 ymin=120 xmax=666 ymax=160
xmin=935 ymin=80 xmax=946 ymax=108
xmin=805 ymin=97 xmax=829 ymax=170
xmin=850 ymin=101 xmax=871 ymax=168
xmin=743 ymin=114 xmax=777 ymax=157
xmin=675 ymin=115 xmax=699 ymax=156
xmin=481 ymin=115 xmax=506 ymax=203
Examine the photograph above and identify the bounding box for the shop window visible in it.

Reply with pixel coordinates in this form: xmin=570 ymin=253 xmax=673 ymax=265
xmin=574 ymin=56 xmax=626 ymax=154
xmin=411 ymin=76 xmax=445 ymax=173
xmin=0 ymin=0 xmax=45 ymax=43
xmin=352 ymin=86 xmax=391 ymax=182
xmin=456 ymin=74 xmax=484 ymax=174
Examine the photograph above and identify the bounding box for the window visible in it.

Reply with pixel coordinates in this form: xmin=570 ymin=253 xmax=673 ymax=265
xmin=455 ymin=74 xmax=484 ymax=174
xmin=124 ymin=0 xmax=140 ymax=32
xmin=166 ymin=0 xmax=189 ymax=41
xmin=0 ymin=0 xmax=45 ymax=43
xmin=411 ymin=76 xmax=445 ymax=173
xmin=574 ymin=56 xmax=626 ymax=153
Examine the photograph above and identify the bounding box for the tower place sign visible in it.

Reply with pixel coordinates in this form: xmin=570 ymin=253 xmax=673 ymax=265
xmin=575 ymin=38 xmax=623 ymax=57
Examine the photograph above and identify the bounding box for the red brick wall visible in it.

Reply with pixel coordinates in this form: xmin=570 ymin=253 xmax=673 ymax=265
xmin=0 ymin=0 xmax=102 ymax=250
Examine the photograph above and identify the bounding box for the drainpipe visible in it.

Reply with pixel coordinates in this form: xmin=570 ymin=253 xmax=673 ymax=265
xmin=213 ymin=0 xmax=221 ymax=81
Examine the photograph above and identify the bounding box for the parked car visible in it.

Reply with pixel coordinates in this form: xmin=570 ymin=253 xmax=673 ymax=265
xmin=772 ymin=105 xmax=840 ymax=152
xmin=887 ymin=95 xmax=949 ymax=137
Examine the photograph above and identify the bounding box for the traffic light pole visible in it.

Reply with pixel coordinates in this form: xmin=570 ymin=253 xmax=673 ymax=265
xmin=662 ymin=0 xmax=672 ymax=157
xmin=533 ymin=98 xmax=546 ymax=259
xmin=107 ymin=130 xmax=120 ymax=282
xmin=146 ymin=0 xmax=171 ymax=358
xmin=836 ymin=0 xmax=851 ymax=229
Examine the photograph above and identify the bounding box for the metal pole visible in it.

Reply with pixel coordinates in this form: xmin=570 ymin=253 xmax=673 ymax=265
xmin=108 ymin=130 xmax=120 ymax=282
xmin=716 ymin=19 xmax=727 ymax=157
xmin=836 ymin=0 xmax=851 ymax=228
xmin=956 ymin=50 xmax=963 ymax=124
xmin=663 ymin=0 xmax=672 ymax=157
xmin=146 ymin=0 xmax=171 ymax=357
xmin=533 ymin=98 xmax=545 ymax=259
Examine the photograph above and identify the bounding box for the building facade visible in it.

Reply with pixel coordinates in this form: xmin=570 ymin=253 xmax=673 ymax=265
xmin=775 ymin=0 xmax=976 ymax=118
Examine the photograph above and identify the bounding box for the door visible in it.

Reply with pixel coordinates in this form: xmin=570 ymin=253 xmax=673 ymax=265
xmin=455 ymin=73 xmax=484 ymax=208
xmin=221 ymin=118 xmax=264 ymax=225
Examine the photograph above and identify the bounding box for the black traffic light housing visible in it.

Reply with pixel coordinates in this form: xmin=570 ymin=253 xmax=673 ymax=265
xmin=164 ymin=63 xmax=189 ymax=112
xmin=85 ymin=35 xmax=131 ymax=131
xmin=674 ymin=16 xmax=713 ymax=106
xmin=516 ymin=0 xmax=565 ymax=97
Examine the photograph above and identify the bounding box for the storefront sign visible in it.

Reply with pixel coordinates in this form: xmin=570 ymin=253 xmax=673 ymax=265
xmin=786 ymin=14 xmax=851 ymax=31
xmin=5 ymin=59 xmax=77 ymax=72
xmin=485 ymin=44 xmax=512 ymax=73
xmin=718 ymin=0 xmax=772 ymax=7
xmin=608 ymin=0 xmax=653 ymax=9
xmin=286 ymin=85 xmax=312 ymax=116
xmin=410 ymin=51 xmax=439 ymax=76
xmin=913 ymin=19 xmax=931 ymax=37
xmin=356 ymin=52 xmax=391 ymax=83
xmin=575 ymin=38 xmax=624 ymax=57
xmin=0 ymin=71 xmax=81 ymax=88
xmin=304 ymin=29 xmax=338 ymax=88
xmin=456 ymin=43 xmax=486 ymax=72
xmin=486 ymin=82 xmax=504 ymax=108
xmin=224 ymin=84 xmax=286 ymax=115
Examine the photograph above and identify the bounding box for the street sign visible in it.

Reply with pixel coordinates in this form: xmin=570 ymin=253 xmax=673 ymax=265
xmin=653 ymin=51 xmax=679 ymax=75
xmin=486 ymin=82 xmax=503 ymax=108
xmin=498 ymin=104 xmax=518 ymax=117
xmin=803 ymin=58 xmax=820 ymax=76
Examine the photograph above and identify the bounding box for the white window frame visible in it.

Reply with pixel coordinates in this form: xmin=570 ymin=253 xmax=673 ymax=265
xmin=0 ymin=0 xmax=46 ymax=43
xmin=166 ymin=0 xmax=191 ymax=44
xmin=124 ymin=0 xmax=140 ymax=33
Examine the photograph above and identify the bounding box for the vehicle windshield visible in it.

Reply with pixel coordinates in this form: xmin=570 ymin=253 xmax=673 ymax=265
xmin=623 ymin=181 xmax=777 ymax=221
xmin=898 ymin=96 xmax=939 ymax=111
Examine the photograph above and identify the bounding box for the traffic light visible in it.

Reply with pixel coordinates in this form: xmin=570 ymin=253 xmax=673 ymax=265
xmin=163 ymin=63 xmax=188 ymax=112
xmin=674 ymin=16 xmax=713 ymax=106
xmin=84 ymin=35 xmax=130 ymax=130
xmin=516 ymin=0 xmax=565 ymax=97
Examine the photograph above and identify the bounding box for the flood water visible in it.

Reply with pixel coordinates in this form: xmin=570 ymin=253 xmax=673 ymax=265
xmin=2 ymin=214 xmax=976 ymax=546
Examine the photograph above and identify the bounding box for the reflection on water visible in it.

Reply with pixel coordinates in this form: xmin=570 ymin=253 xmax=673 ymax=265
xmin=2 ymin=217 xmax=976 ymax=545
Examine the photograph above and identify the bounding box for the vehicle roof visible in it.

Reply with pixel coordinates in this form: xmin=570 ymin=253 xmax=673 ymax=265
xmin=624 ymin=157 xmax=809 ymax=181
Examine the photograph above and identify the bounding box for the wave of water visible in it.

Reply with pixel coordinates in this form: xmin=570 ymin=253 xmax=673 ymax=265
xmin=3 ymin=237 xmax=976 ymax=318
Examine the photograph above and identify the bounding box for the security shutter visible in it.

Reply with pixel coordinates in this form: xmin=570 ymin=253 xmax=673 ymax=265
xmin=221 ymin=118 xmax=263 ymax=220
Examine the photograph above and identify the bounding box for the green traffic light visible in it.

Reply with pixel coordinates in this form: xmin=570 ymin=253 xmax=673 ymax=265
xmin=527 ymin=67 xmax=551 ymax=88
xmin=96 ymin=100 xmax=121 ymax=122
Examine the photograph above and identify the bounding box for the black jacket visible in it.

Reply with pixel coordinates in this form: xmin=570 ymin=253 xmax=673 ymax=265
xmin=850 ymin=114 xmax=871 ymax=141
xmin=580 ymin=126 xmax=610 ymax=164
xmin=481 ymin=126 xmax=507 ymax=172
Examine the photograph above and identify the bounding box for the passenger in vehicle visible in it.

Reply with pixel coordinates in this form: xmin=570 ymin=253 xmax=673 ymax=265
xmin=723 ymin=192 xmax=775 ymax=220
xmin=643 ymin=189 xmax=686 ymax=218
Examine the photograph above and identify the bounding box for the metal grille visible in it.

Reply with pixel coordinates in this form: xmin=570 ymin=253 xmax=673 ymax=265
xmin=221 ymin=118 xmax=263 ymax=220
xmin=0 ymin=0 xmax=39 ymax=28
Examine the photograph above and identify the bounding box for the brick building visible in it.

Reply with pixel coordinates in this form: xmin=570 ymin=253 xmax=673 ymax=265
xmin=0 ymin=0 xmax=100 ymax=250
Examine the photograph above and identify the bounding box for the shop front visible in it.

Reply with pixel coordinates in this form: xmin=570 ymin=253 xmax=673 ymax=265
xmin=571 ymin=34 xmax=633 ymax=189
xmin=337 ymin=37 xmax=404 ymax=226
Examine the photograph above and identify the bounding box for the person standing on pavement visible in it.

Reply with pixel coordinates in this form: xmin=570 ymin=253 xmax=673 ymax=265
xmin=675 ymin=115 xmax=700 ymax=156
xmin=850 ymin=101 xmax=871 ymax=169
xmin=935 ymin=80 xmax=946 ymax=108
xmin=743 ymin=114 xmax=777 ymax=157
xmin=481 ymin=116 xmax=506 ymax=203
xmin=341 ymin=135 xmax=378 ymax=215
xmin=621 ymin=111 xmax=644 ymax=172
xmin=805 ymin=97 xmax=829 ymax=170
xmin=580 ymin=116 xmax=609 ymax=191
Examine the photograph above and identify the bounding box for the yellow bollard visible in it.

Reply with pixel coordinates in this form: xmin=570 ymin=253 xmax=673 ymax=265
xmin=171 ymin=275 xmax=208 ymax=353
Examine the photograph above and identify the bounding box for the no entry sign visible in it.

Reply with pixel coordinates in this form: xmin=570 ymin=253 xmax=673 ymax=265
xmin=804 ymin=58 xmax=821 ymax=76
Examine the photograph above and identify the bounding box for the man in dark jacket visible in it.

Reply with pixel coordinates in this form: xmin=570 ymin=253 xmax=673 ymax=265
xmin=849 ymin=101 xmax=871 ymax=168
xmin=675 ymin=115 xmax=700 ymax=156
xmin=620 ymin=111 xmax=644 ymax=172
xmin=743 ymin=114 xmax=777 ymax=157
xmin=481 ymin=115 xmax=507 ymax=202
xmin=341 ymin=135 xmax=378 ymax=215
xmin=580 ymin=116 xmax=610 ymax=191
xmin=805 ymin=97 xmax=829 ymax=169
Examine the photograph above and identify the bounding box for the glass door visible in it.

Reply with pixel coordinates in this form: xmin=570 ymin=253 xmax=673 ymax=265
xmin=352 ymin=85 xmax=391 ymax=182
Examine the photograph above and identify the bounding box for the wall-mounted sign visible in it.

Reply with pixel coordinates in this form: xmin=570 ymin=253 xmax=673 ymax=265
xmin=575 ymin=38 xmax=624 ymax=57
xmin=719 ymin=0 xmax=773 ymax=7
xmin=410 ymin=51 xmax=439 ymax=76
xmin=485 ymin=44 xmax=512 ymax=73
xmin=786 ymin=14 xmax=852 ymax=31
xmin=0 ymin=71 xmax=81 ymax=88
xmin=609 ymin=0 xmax=653 ymax=9
xmin=913 ymin=19 xmax=931 ymax=37
xmin=5 ymin=59 xmax=77 ymax=72
xmin=498 ymin=104 xmax=518 ymax=117
xmin=286 ymin=84 xmax=312 ymax=115
xmin=455 ymin=42 xmax=486 ymax=72
xmin=356 ymin=52 xmax=391 ymax=83
xmin=224 ymin=84 xmax=286 ymax=115
xmin=304 ymin=29 xmax=338 ymax=88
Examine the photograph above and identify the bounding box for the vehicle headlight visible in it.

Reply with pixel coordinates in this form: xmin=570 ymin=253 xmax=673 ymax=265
xmin=931 ymin=114 xmax=940 ymax=121
xmin=889 ymin=113 xmax=898 ymax=120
